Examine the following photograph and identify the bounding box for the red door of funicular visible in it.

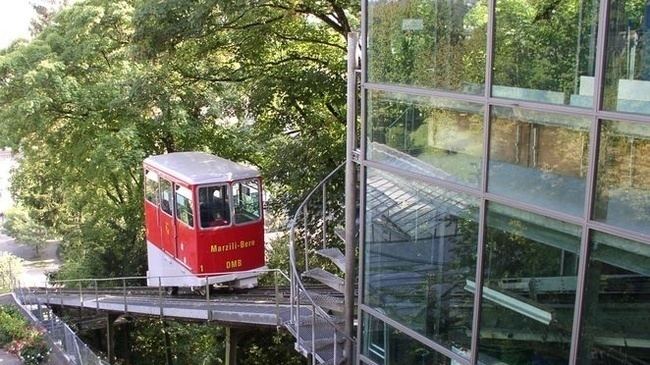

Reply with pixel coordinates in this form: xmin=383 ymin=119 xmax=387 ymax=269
xmin=173 ymin=183 xmax=197 ymax=269
xmin=158 ymin=177 xmax=177 ymax=256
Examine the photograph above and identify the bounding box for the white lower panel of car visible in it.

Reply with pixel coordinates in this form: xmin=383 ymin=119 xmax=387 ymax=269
xmin=145 ymin=241 xmax=261 ymax=288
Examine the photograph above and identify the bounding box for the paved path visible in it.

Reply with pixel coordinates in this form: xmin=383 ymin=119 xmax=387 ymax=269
xmin=0 ymin=234 xmax=60 ymax=287
xmin=0 ymin=350 xmax=20 ymax=365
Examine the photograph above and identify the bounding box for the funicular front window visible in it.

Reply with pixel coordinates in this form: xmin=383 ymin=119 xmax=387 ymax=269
xmin=198 ymin=185 xmax=231 ymax=228
xmin=144 ymin=170 xmax=159 ymax=205
xmin=233 ymin=179 xmax=261 ymax=224
xmin=175 ymin=185 xmax=194 ymax=227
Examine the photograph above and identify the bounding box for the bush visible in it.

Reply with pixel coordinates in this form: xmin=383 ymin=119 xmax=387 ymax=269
xmin=0 ymin=305 xmax=50 ymax=364
xmin=0 ymin=306 xmax=28 ymax=345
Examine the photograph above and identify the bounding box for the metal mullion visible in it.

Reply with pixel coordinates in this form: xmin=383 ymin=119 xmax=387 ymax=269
xmin=586 ymin=220 xmax=650 ymax=246
xmin=470 ymin=23 xmax=494 ymax=356
xmin=356 ymin=164 xmax=368 ymax=364
xmin=569 ymin=0 xmax=611 ymax=359
xmin=484 ymin=0 xmax=495 ymax=102
xmin=360 ymin=87 xmax=368 ymax=162
xmin=568 ymin=117 xmax=601 ymax=364
xmin=361 ymin=0 xmax=368 ymax=86
xmin=363 ymin=82 xmax=486 ymax=104
xmin=360 ymin=305 xmax=471 ymax=365
xmin=592 ymin=0 xmax=609 ymax=113
xmin=596 ymin=110 xmax=650 ymax=124
xmin=484 ymin=192 xmax=585 ymax=226
xmin=362 ymin=159 xmax=483 ymax=198
xmin=487 ymin=97 xmax=596 ymax=117
xmin=470 ymin=197 xmax=488 ymax=365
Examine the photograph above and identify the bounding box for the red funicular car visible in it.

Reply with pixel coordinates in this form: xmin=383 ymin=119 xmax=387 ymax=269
xmin=143 ymin=152 xmax=266 ymax=291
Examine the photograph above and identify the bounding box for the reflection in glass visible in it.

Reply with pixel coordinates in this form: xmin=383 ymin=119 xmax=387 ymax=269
xmin=362 ymin=313 xmax=454 ymax=365
xmin=368 ymin=91 xmax=484 ymax=187
xmin=594 ymin=120 xmax=650 ymax=235
xmin=367 ymin=0 xmax=486 ymax=94
xmin=364 ymin=167 xmax=479 ymax=354
xmin=479 ymin=203 xmax=581 ymax=364
xmin=603 ymin=0 xmax=650 ymax=114
xmin=488 ymin=106 xmax=591 ymax=216
xmin=578 ymin=232 xmax=650 ymax=364
xmin=492 ymin=0 xmax=599 ymax=106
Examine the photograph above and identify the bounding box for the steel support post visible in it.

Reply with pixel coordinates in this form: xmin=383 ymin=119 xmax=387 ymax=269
xmin=344 ymin=31 xmax=359 ymax=365
xmin=225 ymin=327 xmax=238 ymax=365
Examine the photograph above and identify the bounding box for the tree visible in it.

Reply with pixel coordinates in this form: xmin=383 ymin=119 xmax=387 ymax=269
xmin=0 ymin=253 xmax=23 ymax=291
xmin=1 ymin=207 xmax=48 ymax=256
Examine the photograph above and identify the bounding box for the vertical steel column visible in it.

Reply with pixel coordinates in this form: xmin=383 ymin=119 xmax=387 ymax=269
xmin=322 ymin=183 xmax=328 ymax=249
xmin=345 ymin=31 xmax=359 ymax=365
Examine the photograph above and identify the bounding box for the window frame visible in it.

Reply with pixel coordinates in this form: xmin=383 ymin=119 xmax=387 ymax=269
xmin=197 ymin=183 xmax=233 ymax=230
xmin=232 ymin=178 xmax=263 ymax=226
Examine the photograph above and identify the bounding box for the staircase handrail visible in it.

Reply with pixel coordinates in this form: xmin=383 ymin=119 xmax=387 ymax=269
xmin=288 ymin=161 xmax=353 ymax=343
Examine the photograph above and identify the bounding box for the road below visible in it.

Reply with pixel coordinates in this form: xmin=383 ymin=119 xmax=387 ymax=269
xmin=0 ymin=150 xmax=60 ymax=287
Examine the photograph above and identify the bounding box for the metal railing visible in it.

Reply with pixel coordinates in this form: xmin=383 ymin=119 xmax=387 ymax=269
xmin=288 ymin=162 xmax=354 ymax=364
xmin=17 ymin=268 xmax=290 ymax=325
xmin=14 ymin=285 xmax=109 ymax=365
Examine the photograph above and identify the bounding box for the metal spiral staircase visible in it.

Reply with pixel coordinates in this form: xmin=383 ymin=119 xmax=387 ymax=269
xmin=286 ymin=162 xmax=351 ymax=365
xmin=286 ymin=32 xmax=359 ymax=365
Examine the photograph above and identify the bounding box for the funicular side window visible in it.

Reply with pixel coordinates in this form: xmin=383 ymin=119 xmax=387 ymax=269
xmin=160 ymin=178 xmax=173 ymax=215
xmin=144 ymin=170 xmax=159 ymax=205
xmin=175 ymin=185 xmax=194 ymax=228
xmin=233 ymin=179 xmax=261 ymax=224
xmin=198 ymin=185 xmax=231 ymax=228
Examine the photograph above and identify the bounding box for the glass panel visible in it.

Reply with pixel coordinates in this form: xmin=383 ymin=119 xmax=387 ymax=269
xmin=367 ymin=0 xmax=487 ymax=94
xmin=492 ymin=0 xmax=599 ymax=107
xmin=578 ymin=231 xmax=650 ymax=364
xmin=602 ymin=0 xmax=650 ymax=114
xmin=233 ymin=179 xmax=261 ymax=224
xmin=198 ymin=185 xmax=230 ymax=228
xmin=367 ymin=91 xmax=484 ymax=187
xmin=479 ymin=203 xmax=581 ymax=365
xmin=594 ymin=120 xmax=650 ymax=235
xmin=175 ymin=186 xmax=194 ymax=228
xmin=160 ymin=178 xmax=173 ymax=216
xmin=144 ymin=170 xmax=159 ymax=205
xmin=362 ymin=312 xmax=454 ymax=365
xmin=488 ymin=106 xmax=591 ymax=216
xmin=364 ymin=167 xmax=479 ymax=353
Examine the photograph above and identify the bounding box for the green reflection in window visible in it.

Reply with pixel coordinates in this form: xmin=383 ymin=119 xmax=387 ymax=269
xmin=362 ymin=312 xmax=454 ymax=365
xmin=367 ymin=0 xmax=487 ymax=94
xmin=602 ymin=0 xmax=650 ymax=114
xmin=488 ymin=106 xmax=591 ymax=217
xmin=594 ymin=120 xmax=650 ymax=235
xmin=578 ymin=231 xmax=650 ymax=364
xmin=492 ymin=0 xmax=599 ymax=107
xmin=364 ymin=167 xmax=479 ymax=353
xmin=479 ymin=203 xmax=581 ymax=365
xmin=368 ymin=90 xmax=484 ymax=187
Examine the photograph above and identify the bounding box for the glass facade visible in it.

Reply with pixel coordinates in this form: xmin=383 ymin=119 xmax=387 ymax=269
xmin=359 ymin=0 xmax=650 ymax=363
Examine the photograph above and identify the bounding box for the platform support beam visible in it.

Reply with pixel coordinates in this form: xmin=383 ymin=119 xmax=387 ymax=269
xmin=225 ymin=327 xmax=238 ymax=365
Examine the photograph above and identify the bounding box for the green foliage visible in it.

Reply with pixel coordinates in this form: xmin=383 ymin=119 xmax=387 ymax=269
xmin=0 ymin=0 xmax=354 ymax=282
xmin=1 ymin=0 xmax=354 ymax=361
xmin=1 ymin=206 xmax=48 ymax=255
xmin=128 ymin=319 xmax=225 ymax=365
xmin=238 ymin=330 xmax=306 ymax=365
xmin=0 ymin=305 xmax=50 ymax=364
xmin=0 ymin=253 xmax=23 ymax=292
xmin=0 ymin=305 xmax=28 ymax=345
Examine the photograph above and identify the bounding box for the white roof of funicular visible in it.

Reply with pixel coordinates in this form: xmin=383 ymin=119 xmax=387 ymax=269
xmin=144 ymin=152 xmax=260 ymax=185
